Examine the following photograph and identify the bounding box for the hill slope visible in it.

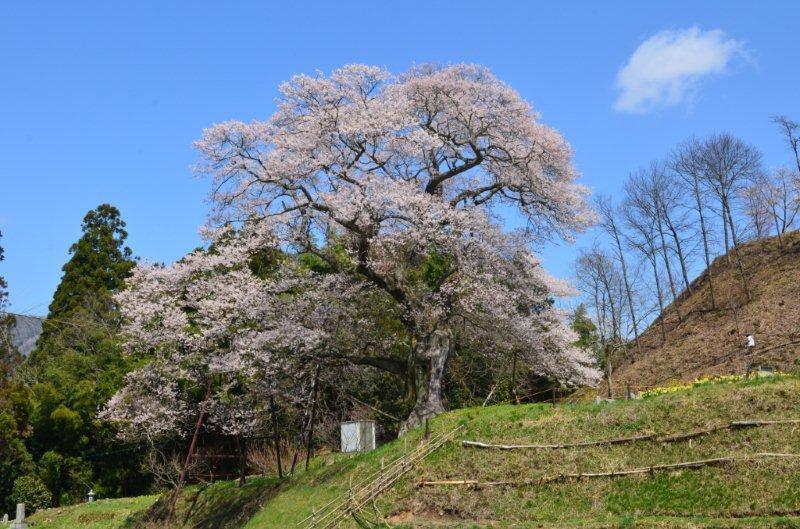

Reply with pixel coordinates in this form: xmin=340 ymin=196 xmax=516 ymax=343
xmin=28 ymin=376 xmax=800 ymax=528
xmin=612 ymin=231 xmax=800 ymax=392
xmin=9 ymin=313 xmax=43 ymax=357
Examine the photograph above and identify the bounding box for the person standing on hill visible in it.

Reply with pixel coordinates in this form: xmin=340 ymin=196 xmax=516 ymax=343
xmin=744 ymin=334 xmax=756 ymax=378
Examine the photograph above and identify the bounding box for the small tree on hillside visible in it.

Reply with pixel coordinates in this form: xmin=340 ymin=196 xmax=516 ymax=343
xmin=751 ymin=168 xmax=800 ymax=247
xmin=740 ymin=179 xmax=772 ymax=241
xmin=772 ymin=115 xmax=800 ymax=175
xmin=569 ymin=304 xmax=599 ymax=355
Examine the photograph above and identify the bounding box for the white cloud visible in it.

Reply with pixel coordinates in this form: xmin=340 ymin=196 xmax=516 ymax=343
xmin=614 ymin=27 xmax=744 ymax=113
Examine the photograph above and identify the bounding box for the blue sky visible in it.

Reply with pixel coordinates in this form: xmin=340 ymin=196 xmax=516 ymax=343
xmin=1 ymin=1 xmax=798 ymax=315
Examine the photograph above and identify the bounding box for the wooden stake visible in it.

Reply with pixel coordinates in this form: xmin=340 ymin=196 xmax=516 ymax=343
xmin=235 ymin=434 xmax=247 ymax=487
xmin=482 ymin=384 xmax=497 ymax=407
xmin=170 ymin=375 xmax=213 ymax=519
xmin=269 ymin=394 xmax=283 ymax=479
xmin=305 ymin=364 xmax=321 ymax=471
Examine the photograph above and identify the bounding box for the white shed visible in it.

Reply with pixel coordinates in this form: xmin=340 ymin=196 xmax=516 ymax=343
xmin=340 ymin=420 xmax=376 ymax=453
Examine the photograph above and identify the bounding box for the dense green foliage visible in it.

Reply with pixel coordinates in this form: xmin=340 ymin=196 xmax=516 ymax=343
xmin=0 ymin=231 xmax=36 ymax=514
xmin=0 ymin=206 xmax=150 ymax=514
xmin=11 ymin=474 xmax=53 ymax=513
xmin=570 ymin=303 xmax=599 ymax=354
xmin=44 ymin=204 xmax=135 ymax=323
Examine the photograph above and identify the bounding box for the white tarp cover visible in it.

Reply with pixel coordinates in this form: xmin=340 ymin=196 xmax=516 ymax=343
xmin=340 ymin=421 xmax=376 ymax=453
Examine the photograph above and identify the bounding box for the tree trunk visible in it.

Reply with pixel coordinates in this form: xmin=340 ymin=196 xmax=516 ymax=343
xmin=693 ymin=187 xmax=716 ymax=309
xmin=269 ymin=394 xmax=283 ymax=479
xmin=236 ymin=435 xmax=247 ymax=487
xmin=607 ymin=219 xmax=640 ymax=349
xmin=617 ymin=246 xmax=640 ymax=348
xmin=605 ymin=352 xmax=613 ymax=399
xmin=602 ymin=279 xmax=621 ymax=342
xmin=725 ymin=203 xmax=752 ymax=301
xmin=647 ymin=253 xmax=667 ymax=343
xmin=722 ymin=208 xmax=731 ymax=262
xmin=400 ymin=328 xmax=451 ymax=435
xmin=774 ymin=210 xmax=785 ymax=248
xmin=666 ymin=218 xmax=692 ymax=296
xmin=656 ymin=218 xmax=682 ymax=322
xmin=304 ymin=364 xmax=321 ymax=471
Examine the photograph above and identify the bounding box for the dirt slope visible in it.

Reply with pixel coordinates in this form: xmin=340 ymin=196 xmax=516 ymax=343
xmin=612 ymin=231 xmax=800 ymax=392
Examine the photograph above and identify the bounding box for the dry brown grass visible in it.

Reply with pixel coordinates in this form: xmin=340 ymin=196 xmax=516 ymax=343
xmin=613 ymin=231 xmax=800 ymax=391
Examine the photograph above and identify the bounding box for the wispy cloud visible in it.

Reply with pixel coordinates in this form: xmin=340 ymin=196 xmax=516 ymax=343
xmin=614 ymin=27 xmax=745 ymax=114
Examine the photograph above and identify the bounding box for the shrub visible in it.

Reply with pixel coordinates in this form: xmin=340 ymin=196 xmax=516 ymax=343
xmin=11 ymin=475 xmax=52 ymax=513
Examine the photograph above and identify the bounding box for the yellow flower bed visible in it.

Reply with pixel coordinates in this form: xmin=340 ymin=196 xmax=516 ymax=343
xmin=641 ymin=372 xmax=790 ymax=398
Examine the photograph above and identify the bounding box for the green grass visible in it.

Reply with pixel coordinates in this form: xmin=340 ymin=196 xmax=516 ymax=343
xmin=28 ymin=476 xmax=279 ymax=529
xmin=374 ymin=375 xmax=800 ymax=528
xmin=27 ymin=375 xmax=800 ymax=528
xmin=384 ymin=515 xmax=800 ymax=528
xmin=27 ymin=495 xmax=157 ymax=529
xmin=250 ymin=374 xmax=800 ymax=528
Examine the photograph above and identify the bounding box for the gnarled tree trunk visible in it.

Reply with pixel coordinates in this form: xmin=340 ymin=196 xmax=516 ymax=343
xmin=400 ymin=327 xmax=452 ymax=435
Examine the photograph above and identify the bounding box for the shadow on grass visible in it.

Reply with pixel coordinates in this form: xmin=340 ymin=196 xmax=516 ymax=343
xmin=124 ymin=477 xmax=280 ymax=529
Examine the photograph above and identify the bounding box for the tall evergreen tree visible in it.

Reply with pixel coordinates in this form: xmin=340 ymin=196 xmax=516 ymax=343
xmin=47 ymin=204 xmax=134 ymax=320
xmin=30 ymin=204 xmax=134 ymax=365
xmin=24 ymin=205 xmax=147 ymax=504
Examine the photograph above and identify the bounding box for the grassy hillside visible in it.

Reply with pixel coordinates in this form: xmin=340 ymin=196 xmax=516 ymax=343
xmin=189 ymin=375 xmax=800 ymax=528
xmin=28 ymin=375 xmax=800 ymax=528
xmin=613 ymin=231 xmax=800 ymax=391
xmin=27 ymin=477 xmax=278 ymax=529
xmin=26 ymin=496 xmax=157 ymax=529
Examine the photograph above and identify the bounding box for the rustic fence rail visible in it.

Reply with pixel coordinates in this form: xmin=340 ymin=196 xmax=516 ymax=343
xmin=419 ymin=452 xmax=800 ymax=489
xmin=461 ymin=418 xmax=800 ymax=450
xmin=302 ymin=424 xmax=464 ymax=529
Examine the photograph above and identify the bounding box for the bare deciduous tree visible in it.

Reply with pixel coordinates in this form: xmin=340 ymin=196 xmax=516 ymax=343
xmin=624 ymin=185 xmax=669 ymax=343
xmin=773 ymin=115 xmax=800 ymax=174
xmin=670 ymin=140 xmax=717 ymax=308
xmin=625 ymin=165 xmax=683 ymax=322
xmin=741 ymin=179 xmax=772 ymax=240
xmin=747 ymin=167 xmax=800 ymax=247
xmin=655 ymin=168 xmax=694 ymax=296
xmin=575 ymin=247 xmax=627 ymax=395
xmin=697 ymin=134 xmax=763 ymax=300
xmin=596 ymin=195 xmax=640 ymax=349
